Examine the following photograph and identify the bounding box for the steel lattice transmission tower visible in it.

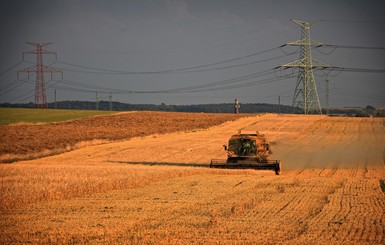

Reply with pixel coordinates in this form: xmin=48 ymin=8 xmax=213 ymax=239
xmin=281 ymin=19 xmax=329 ymax=114
xmin=18 ymin=42 xmax=62 ymax=109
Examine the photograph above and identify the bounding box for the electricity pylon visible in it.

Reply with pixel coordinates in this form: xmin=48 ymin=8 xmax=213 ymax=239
xmin=281 ymin=19 xmax=329 ymax=114
xmin=18 ymin=42 xmax=62 ymax=109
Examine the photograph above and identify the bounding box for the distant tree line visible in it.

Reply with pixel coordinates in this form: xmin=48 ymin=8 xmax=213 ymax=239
xmin=0 ymin=101 xmax=297 ymax=114
xmin=1 ymin=101 xmax=384 ymax=116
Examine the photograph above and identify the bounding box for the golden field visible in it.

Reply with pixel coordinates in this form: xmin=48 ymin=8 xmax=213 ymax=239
xmin=0 ymin=111 xmax=246 ymax=159
xmin=1 ymin=112 xmax=384 ymax=244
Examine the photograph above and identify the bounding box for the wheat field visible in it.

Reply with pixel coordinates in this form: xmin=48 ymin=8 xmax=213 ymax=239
xmin=1 ymin=113 xmax=384 ymax=244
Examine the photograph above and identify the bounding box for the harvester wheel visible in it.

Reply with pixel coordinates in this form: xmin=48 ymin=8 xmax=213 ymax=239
xmin=275 ymin=161 xmax=282 ymax=175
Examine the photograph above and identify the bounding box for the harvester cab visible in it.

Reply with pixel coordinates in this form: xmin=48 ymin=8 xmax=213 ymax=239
xmin=210 ymin=131 xmax=282 ymax=175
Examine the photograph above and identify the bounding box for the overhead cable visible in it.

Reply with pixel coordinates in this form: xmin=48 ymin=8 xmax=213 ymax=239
xmin=55 ymin=46 xmax=285 ymax=75
xmin=0 ymin=60 xmax=25 ymax=76
xmin=327 ymin=67 xmax=385 ymax=73
xmin=319 ymin=19 xmax=385 ymax=24
xmin=333 ymin=87 xmax=385 ymax=100
xmin=0 ymin=77 xmax=33 ymax=96
xmin=49 ymin=73 xmax=291 ymax=95
xmin=322 ymin=44 xmax=385 ymax=50
xmin=53 ymin=68 xmax=276 ymax=94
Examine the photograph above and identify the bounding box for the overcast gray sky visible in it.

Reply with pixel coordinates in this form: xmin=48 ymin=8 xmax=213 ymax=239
xmin=1 ymin=0 xmax=384 ymax=108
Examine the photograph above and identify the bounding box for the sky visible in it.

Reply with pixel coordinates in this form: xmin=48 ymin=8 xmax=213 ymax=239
xmin=0 ymin=0 xmax=385 ymax=108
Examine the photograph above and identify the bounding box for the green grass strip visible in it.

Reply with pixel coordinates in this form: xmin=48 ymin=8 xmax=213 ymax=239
xmin=0 ymin=108 xmax=116 ymax=125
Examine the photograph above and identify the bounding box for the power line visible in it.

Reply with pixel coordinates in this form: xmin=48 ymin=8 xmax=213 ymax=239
xmin=56 ymin=53 xmax=289 ymax=75
xmin=11 ymin=78 xmax=65 ymax=104
xmin=49 ymin=69 xmax=272 ymax=94
xmin=319 ymin=19 xmax=385 ymax=24
xmin=0 ymin=78 xmax=25 ymax=92
xmin=43 ymin=65 xmax=384 ymax=96
xmin=5 ymin=34 xmax=385 ymax=106
xmin=10 ymin=84 xmax=36 ymax=103
xmin=253 ymin=90 xmax=293 ymax=103
xmin=333 ymin=87 xmax=385 ymax=100
xmin=53 ymin=29 xmax=289 ymax=55
xmin=2 ymin=65 xmax=279 ymax=97
xmin=0 ymin=60 xmax=24 ymax=76
xmin=315 ymin=44 xmax=385 ymax=55
xmin=6 ymin=63 xmax=384 ymax=101
xmin=152 ymin=69 xmax=277 ymax=93
xmin=60 ymin=79 xmax=115 ymax=91
xmin=45 ymin=67 xmax=288 ymax=95
xmin=0 ymin=77 xmax=33 ymax=96
xmin=48 ymin=74 xmax=292 ymax=95
xmin=186 ymin=75 xmax=293 ymax=93
xmin=330 ymin=90 xmax=385 ymax=103
xmin=327 ymin=67 xmax=385 ymax=73
xmin=175 ymin=53 xmax=295 ymax=73
xmin=322 ymin=44 xmax=385 ymax=50
xmin=54 ymin=46 xmax=285 ymax=75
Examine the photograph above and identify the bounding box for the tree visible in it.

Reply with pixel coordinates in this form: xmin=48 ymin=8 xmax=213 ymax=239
xmin=365 ymin=105 xmax=376 ymax=114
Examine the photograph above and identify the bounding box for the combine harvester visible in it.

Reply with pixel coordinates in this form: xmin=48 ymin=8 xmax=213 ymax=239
xmin=210 ymin=131 xmax=282 ymax=175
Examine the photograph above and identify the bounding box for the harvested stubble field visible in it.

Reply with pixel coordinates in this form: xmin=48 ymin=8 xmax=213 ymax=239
xmin=1 ymin=112 xmax=385 ymax=244
xmin=0 ymin=111 xmax=247 ymax=160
